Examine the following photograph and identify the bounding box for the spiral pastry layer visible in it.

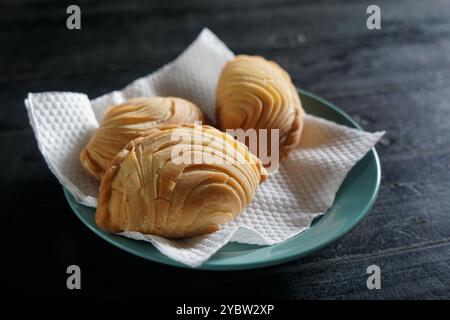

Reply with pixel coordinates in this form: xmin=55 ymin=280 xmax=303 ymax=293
xmin=80 ymin=97 xmax=205 ymax=180
xmin=96 ymin=123 xmax=267 ymax=238
xmin=216 ymin=55 xmax=304 ymax=165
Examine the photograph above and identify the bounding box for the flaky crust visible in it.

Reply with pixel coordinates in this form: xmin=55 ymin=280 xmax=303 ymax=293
xmin=216 ymin=55 xmax=305 ymax=165
xmin=80 ymin=97 xmax=205 ymax=180
xmin=96 ymin=123 xmax=267 ymax=238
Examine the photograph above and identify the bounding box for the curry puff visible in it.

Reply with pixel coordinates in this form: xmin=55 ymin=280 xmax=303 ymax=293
xmin=80 ymin=97 xmax=205 ymax=180
xmin=216 ymin=55 xmax=305 ymax=165
xmin=96 ymin=124 xmax=267 ymax=238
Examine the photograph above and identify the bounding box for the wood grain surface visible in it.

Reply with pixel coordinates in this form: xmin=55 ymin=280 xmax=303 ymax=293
xmin=1 ymin=0 xmax=449 ymax=299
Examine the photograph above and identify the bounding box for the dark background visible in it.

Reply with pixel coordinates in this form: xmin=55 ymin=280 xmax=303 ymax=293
xmin=2 ymin=0 xmax=450 ymax=299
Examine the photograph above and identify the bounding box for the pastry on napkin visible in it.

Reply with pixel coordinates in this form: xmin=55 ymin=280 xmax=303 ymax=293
xmin=25 ymin=28 xmax=384 ymax=267
xmin=217 ymin=55 xmax=305 ymax=168
xmin=96 ymin=123 xmax=266 ymax=238
xmin=80 ymin=96 xmax=205 ymax=180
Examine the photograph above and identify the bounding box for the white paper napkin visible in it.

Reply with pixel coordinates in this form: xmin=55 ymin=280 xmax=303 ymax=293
xmin=25 ymin=28 xmax=384 ymax=267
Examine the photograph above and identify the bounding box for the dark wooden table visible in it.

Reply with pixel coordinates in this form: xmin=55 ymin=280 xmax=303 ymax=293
xmin=2 ymin=0 xmax=450 ymax=300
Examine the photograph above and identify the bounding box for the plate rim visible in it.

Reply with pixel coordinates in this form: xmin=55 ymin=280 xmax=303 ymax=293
xmin=64 ymin=88 xmax=381 ymax=271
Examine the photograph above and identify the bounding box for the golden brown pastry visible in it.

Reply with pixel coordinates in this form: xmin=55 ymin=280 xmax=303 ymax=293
xmin=80 ymin=97 xmax=205 ymax=180
xmin=96 ymin=123 xmax=267 ymax=238
xmin=216 ymin=55 xmax=305 ymax=165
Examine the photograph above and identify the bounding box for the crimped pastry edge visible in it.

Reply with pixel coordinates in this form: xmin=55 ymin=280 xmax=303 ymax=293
xmin=278 ymin=96 xmax=305 ymax=162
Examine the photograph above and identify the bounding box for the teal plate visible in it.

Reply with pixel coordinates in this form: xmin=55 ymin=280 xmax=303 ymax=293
xmin=64 ymin=88 xmax=381 ymax=270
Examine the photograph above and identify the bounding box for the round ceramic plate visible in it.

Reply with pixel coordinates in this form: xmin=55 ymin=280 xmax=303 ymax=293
xmin=64 ymin=89 xmax=381 ymax=270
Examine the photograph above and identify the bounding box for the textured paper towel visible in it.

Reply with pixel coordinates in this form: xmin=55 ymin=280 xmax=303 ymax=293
xmin=25 ymin=28 xmax=384 ymax=267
